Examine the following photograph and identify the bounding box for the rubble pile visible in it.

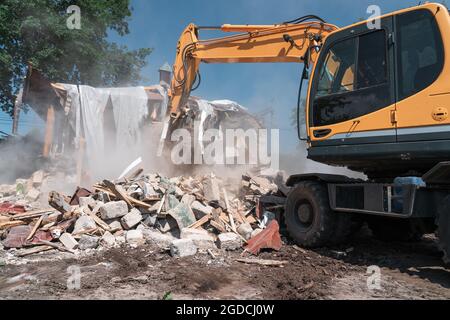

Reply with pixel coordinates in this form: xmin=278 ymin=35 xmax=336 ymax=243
xmin=0 ymin=169 xmax=289 ymax=259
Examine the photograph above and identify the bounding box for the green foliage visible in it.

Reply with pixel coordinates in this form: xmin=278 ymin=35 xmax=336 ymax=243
xmin=0 ymin=0 xmax=152 ymax=115
xmin=162 ymin=291 xmax=173 ymax=300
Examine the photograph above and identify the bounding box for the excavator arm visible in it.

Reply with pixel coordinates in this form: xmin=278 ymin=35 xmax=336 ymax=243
xmin=168 ymin=18 xmax=338 ymax=118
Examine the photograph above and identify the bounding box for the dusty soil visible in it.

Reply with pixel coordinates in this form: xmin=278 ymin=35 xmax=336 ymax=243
xmin=0 ymin=228 xmax=449 ymax=300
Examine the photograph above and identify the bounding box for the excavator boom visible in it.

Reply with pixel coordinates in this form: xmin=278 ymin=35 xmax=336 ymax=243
xmin=168 ymin=19 xmax=338 ymax=118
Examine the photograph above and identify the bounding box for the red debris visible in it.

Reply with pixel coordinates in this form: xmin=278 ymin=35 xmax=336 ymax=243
xmin=69 ymin=187 xmax=92 ymax=206
xmin=2 ymin=225 xmax=32 ymax=249
xmin=29 ymin=230 xmax=53 ymax=244
xmin=244 ymin=220 xmax=282 ymax=255
xmin=0 ymin=202 xmax=26 ymax=215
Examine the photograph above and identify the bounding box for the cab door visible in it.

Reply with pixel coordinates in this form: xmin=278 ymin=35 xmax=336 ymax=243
xmin=308 ymin=17 xmax=397 ymax=147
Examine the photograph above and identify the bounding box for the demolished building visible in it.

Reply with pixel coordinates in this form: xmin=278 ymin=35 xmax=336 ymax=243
xmin=19 ymin=64 xmax=262 ymax=183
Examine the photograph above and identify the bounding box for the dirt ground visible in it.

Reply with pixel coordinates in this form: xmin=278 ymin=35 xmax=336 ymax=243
xmin=0 ymin=226 xmax=449 ymax=300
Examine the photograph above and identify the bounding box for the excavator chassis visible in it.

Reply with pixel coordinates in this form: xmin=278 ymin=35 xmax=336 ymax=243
xmin=284 ymin=163 xmax=450 ymax=264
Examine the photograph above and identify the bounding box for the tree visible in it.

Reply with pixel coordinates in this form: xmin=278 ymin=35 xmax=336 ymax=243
xmin=0 ymin=0 xmax=152 ymax=116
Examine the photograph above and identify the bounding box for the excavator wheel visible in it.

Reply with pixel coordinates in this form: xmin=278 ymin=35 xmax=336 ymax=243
xmin=285 ymin=181 xmax=336 ymax=248
xmin=368 ymin=218 xmax=424 ymax=242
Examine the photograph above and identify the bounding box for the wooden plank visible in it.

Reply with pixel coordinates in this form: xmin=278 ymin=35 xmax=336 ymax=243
xmin=43 ymin=104 xmax=55 ymax=158
xmin=83 ymin=207 xmax=111 ymax=231
xmin=26 ymin=215 xmax=44 ymax=241
xmin=103 ymin=180 xmax=132 ymax=207
xmin=210 ymin=220 xmax=227 ymax=233
xmin=11 ymin=209 xmax=56 ymax=220
xmin=16 ymin=245 xmax=54 ymax=257
xmin=187 ymin=214 xmax=211 ymax=229
xmin=0 ymin=220 xmax=26 ymax=230
xmin=39 ymin=240 xmax=75 ymax=254
xmin=236 ymin=258 xmax=288 ymax=267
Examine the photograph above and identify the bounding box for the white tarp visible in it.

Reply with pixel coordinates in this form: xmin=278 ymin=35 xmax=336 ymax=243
xmin=63 ymin=84 xmax=149 ymax=170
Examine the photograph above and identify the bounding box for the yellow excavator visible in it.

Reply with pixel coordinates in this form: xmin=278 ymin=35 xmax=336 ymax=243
xmin=167 ymin=2 xmax=450 ymax=263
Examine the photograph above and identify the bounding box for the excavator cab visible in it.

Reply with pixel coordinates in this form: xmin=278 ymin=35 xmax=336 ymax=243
xmin=307 ymin=4 xmax=448 ymax=179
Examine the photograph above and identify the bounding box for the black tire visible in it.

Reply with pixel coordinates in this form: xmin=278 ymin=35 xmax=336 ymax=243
xmin=285 ymin=181 xmax=336 ymax=247
xmin=368 ymin=218 xmax=424 ymax=242
xmin=330 ymin=213 xmax=363 ymax=245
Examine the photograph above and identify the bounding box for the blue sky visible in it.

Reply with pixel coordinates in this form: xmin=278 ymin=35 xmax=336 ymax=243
xmin=1 ymin=0 xmax=444 ymax=149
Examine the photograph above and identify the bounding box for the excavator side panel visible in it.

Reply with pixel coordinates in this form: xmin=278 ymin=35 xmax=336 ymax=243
xmin=395 ymin=7 xmax=450 ymax=142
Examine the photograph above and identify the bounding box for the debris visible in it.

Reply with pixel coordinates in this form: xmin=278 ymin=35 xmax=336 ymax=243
xmin=167 ymin=203 xmax=196 ymax=230
xmin=99 ymin=201 xmax=128 ymax=220
xmin=237 ymin=223 xmax=253 ymax=240
xmin=78 ymin=235 xmax=99 ymax=250
xmin=236 ymin=258 xmax=287 ymax=267
xmin=203 ymin=176 xmax=221 ymax=204
xmin=109 ymin=221 xmax=123 ymax=233
xmin=126 ymin=229 xmax=145 ymax=246
xmin=118 ymin=157 xmax=143 ymax=180
xmin=39 ymin=240 xmax=76 ymax=254
xmin=142 ymin=228 xmax=176 ymax=251
xmin=73 ymin=216 xmax=96 ymax=234
xmin=207 ymin=249 xmax=216 ymax=259
xmin=218 ymin=233 xmax=242 ymax=251
xmin=16 ymin=245 xmax=54 ymax=257
xmin=48 ymin=191 xmax=72 ymax=213
xmin=100 ymin=231 xmax=116 ymax=247
xmin=25 ymin=188 xmax=40 ymax=202
xmin=3 ymin=225 xmax=32 ymax=248
xmin=180 ymin=228 xmax=215 ymax=249
xmin=170 ymin=239 xmax=197 ymax=258
xmin=0 ymin=202 xmax=26 ymax=214
xmin=26 ymin=215 xmax=44 ymax=241
xmin=191 ymin=201 xmax=213 ymax=218
xmin=244 ymin=220 xmax=282 ymax=256
xmin=79 ymin=197 xmax=96 ymax=208
xmin=59 ymin=233 xmax=78 ymax=250
xmin=121 ymin=208 xmax=143 ymax=230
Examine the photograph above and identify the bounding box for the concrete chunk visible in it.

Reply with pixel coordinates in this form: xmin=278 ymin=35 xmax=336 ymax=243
xmin=181 ymin=228 xmax=215 ymax=249
xmin=32 ymin=170 xmax=45 ymax=186
xmin=73 ymin=215 xmax=96 ymax=234
xmin=218 ymin=233 xmax=242 ymax=251
xmin=170 ymin=239 xmax=197 ymax=258
xmin=99 ymin=201 xmax=128 ymax=220
xmin=78 ymin=235 xmax=99 ymax=250
xmin=142 ymin=229 xmax=176 ymax=250
xmin=126 ymin=230 xmax=145 ymax=246
xmin=237 ymin=223 xmax=253 ymax=240
xmin=181 ymin=194 xmax=196 ymax=206
xmin=100 ymin=231 xmax=116 ymax=247
xmin=79 ymin=197 xmax=96 ymax=208
xmin=25 ymin=188 xmax=40 ymax=202
xmin=121 ymin=208 xmax=143 ymax=230
xmin=203 ymin=176 xmax=221 ymax=203
xmin=191 ymin=201 xmax=213 ymax=218
xmin=59 ymin=233 xmax=78 ymax=250
xmin=109 ymin=221 xmax=123 ymax=232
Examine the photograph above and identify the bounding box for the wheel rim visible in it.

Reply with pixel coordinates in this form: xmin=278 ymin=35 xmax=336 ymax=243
xmin=296 ymin=201 xmax=314 ymax=230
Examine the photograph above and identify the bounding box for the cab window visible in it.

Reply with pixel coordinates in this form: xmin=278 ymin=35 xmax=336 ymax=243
xmin=312 ymin=30 xmax=390 ymax=127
